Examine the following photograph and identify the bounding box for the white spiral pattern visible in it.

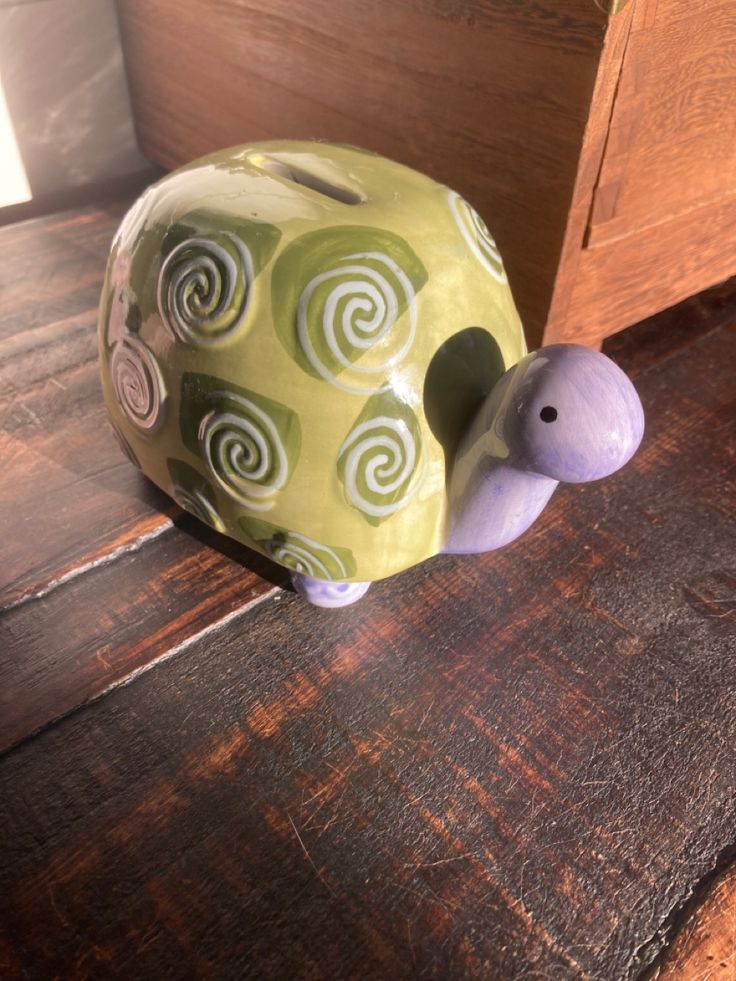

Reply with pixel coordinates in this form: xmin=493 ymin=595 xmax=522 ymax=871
xmin=158 ymin=234 xmax=254 ymax=346
xmin=110 ymin=336 xmax=166 ymax=432
xmin=448 ymin=190 xmax=507 ymax=284
xmin=265 ymin=533 xmax=349 ymax=581
xmin=297 ymin=251 xmax=417 ymax=395
xmin=339 ymin=415 xmax=421 ymax=518
xmin=199 ymin=393 xmax=288 ymax=511
xmin=172 ymin=485 xmax=225 ymax=532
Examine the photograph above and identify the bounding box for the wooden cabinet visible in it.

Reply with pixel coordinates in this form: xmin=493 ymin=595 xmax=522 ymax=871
xmin=117 ymin=0 xmax=736 ymax=348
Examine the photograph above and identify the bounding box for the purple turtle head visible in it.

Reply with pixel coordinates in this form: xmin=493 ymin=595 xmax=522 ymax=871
xmin=501 ymin=344 xmax=645 ymax=483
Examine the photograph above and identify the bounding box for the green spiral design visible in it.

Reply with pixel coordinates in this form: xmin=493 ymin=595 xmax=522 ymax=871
xmin=109 ymin=336 xmax=166 ymax=432
xmin=239 ymin=518 xmax=357 ymax=580
xmin=448 ymin=191 xmax=506 ymax=284
xmin=201 ymin=400 xmax=286 ymax=509
xmin=158 ymin=232 xmax=253 ymax=346
xmin=174 ymin=487 xmax=224 ymax=530
xmin=337 ymin=391 xmax=423 ymax=525
xmin=180 ymin=373 xmax=301 ymax=513
xmin=167 ymin=459 xmax=224 ymax=532
xmin=272 ymin=226 xmax=428 ymax=393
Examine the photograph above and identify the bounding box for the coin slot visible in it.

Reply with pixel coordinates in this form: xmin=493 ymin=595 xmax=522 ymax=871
xmin=251 ymin=154 xmax=366 ymax=205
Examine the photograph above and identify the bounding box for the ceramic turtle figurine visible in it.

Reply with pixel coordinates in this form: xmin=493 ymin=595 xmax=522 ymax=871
xmin=98 ymin=140 xmax=644 ymax=608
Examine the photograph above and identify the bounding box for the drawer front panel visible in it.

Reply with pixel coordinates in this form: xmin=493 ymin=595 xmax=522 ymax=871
xmin=588 ymin=0 xmax=736 ymax=246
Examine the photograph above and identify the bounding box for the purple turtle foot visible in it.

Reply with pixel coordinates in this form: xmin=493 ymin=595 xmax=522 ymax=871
xmin=291 ymin=572 xmax=371 ymax=608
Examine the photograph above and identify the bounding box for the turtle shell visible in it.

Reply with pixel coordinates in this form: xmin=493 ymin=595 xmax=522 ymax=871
xmin=98 ymin=141 xmax=526 ymax=583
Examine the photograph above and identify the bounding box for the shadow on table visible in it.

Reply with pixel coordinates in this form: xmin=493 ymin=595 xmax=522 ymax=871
xmin=171 ymin=508 xmax=292 ymax=593
xmin=91 ymin=459 xmax=291 ymax=593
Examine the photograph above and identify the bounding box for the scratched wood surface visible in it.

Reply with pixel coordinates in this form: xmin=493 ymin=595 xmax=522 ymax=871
xmin=0 ymin=203 xmax=735 ymax=979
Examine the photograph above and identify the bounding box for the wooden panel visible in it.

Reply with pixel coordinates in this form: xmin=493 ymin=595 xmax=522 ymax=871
xmin=0 ymin=191 xmax=735 ymax=980
xmin=601 ymin=276 xmax=736 ymax=374
xmin=544 ymin=3 xmax=634 ymax=348
xmin=588 ymin=0 xmax=736 ymax=245
xmin=548 ymin=0 xmax=736 ymax=347
xmin=548 ymin=196 xmax=736 ymax=347
xmin=116 ymin=0 xmax=610 ymax=347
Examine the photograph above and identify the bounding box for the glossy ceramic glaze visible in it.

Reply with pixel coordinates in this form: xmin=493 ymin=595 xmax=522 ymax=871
xmin=445 ymin=345 xmax=645 ymax=554
xmin=98 ymin=140 xmax=644 ymax=608
xmin=98 ymin=141 xmax=527 ymax=584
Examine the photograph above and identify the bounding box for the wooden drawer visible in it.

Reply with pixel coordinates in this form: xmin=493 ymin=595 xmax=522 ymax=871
xmin=116 ymin=0 xmax=736 ymax=348
xmin=549 ymin=0 xmax=736 ymax=345
xmin=590 ymin=0 xmax=736 ymax=245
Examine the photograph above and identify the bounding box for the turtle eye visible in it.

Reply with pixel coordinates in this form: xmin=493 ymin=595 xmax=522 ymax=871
xmin=540 ymin=405 xmax=558 ymax=423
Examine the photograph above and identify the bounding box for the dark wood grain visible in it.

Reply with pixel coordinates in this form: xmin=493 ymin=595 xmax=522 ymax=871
xmin=0 ymin=197 xmax=734 ymax=979
xmin=0 ymin=202 xmax=173 ymax=607
xmin=0 ymin=519 xmax=285 ymax=752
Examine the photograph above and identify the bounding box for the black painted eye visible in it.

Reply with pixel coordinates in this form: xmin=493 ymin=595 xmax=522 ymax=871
xmin=540 ymin=406 xmax=558 ymax=423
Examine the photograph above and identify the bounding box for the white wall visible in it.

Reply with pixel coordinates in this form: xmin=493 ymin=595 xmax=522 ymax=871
xmin=0 ymin=0 xmax=149 ymax=210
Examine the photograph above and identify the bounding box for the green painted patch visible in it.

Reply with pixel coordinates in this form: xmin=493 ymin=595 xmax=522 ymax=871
xmin=423 ymin=326 xmax=506 ymax=467
xmin=127 ymin=211 xmax=282 ymax=328
xmin=271 ymin=226 xmax=427 ymax=391
xmin=180 ymin=372 xmax=301 ymax=512
xmin=166 ymin=458 xmax=225 ymax=531
xmin=337 ymin=390 xmax=423 ymax=526
xmin=239 ymin=517 xmax=357 ymax=581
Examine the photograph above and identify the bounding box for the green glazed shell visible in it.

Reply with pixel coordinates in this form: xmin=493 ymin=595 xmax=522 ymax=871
xmin=98 ymin=141 xmax=526 ymax=582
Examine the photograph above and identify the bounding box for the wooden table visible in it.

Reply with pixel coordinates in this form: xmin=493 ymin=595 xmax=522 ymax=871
xmin=0 ymin=201 xmax=734 ymax=979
